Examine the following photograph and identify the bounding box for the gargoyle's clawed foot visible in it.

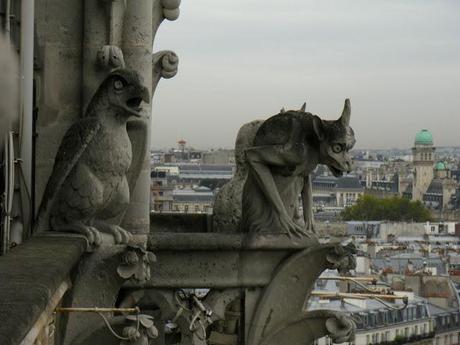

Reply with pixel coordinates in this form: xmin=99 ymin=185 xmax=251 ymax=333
xmin=94 ymin=222 xmax=132 ymax=244
xmin=56 ymin=223 xmax=103 ymax=246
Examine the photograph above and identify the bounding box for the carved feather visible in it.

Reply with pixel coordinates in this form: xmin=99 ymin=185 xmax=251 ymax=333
xmin=35 ymin=117 xmax=102 ymax=231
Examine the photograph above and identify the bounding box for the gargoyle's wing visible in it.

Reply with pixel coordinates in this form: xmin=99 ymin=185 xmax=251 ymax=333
xmin=34 ymin=117 xmax=102 ymax=231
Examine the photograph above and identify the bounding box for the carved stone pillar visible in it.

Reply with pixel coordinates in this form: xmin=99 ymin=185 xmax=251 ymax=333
xmin=121 ymin=0 xmax=180 ymax=240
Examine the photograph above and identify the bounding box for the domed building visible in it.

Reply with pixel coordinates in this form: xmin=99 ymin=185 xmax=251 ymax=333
xmin=411 ymin=129 xmax=435 ymax=201
xmin=404 ymin=130 xmax=457 ymax=210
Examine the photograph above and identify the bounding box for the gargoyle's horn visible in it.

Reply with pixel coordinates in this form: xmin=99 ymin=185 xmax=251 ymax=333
xmin=300 ymin=102 xmax=306 ymax=112
xmin=340 ymin=99 xmax=351 ymax=126
xmin=280 ymin=107 xmax=285 ymax=113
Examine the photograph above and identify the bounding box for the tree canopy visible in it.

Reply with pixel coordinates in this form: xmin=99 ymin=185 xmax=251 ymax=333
xmin=341 ymin=195 xmax=432 ymax=222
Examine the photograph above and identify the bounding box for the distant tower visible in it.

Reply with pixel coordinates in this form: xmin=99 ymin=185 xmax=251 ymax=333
xmin=178 ymin=139 xmax=186 ymax=152
xmin=412 ymin=129 xmax=435 ymax=201
xmin=178 ymin=139 xmax=186 ymax=160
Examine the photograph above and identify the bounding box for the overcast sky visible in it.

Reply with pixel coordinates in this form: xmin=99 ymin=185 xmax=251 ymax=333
xmin=152 ymin=0 xmax=460 ymax=150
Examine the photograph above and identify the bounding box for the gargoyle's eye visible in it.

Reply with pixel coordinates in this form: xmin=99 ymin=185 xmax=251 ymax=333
xmin=332 ymin=144 xmax=343 ymax=153
xmin=114 ymin=79 xmax=124 ymax=90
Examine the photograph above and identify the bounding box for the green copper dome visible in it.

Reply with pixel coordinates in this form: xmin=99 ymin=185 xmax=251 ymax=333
xmin=414 ymin=129 xmax=433 ymax=145
xmin=435 ymin=161 xmax=446 ymax=171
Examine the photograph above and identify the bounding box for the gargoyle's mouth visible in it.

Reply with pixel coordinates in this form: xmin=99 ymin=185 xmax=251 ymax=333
xmin=123 ymin=96 xmax=143 ymax=117
xmin=126 ymin=97 xmax=142 ymax=110
xmin=329 ymin=165 xmax=344 ymax=177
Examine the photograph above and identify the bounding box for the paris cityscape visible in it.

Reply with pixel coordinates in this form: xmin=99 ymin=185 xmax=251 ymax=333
xmin=150 ymin=132 xmax=460 ymax=344
xmin=1 ymin=1 xmax=460 ymax=345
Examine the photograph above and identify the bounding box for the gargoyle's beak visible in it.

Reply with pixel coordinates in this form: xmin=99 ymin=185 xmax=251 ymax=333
xmin=142 ymin=86 xmax=150 ymax=104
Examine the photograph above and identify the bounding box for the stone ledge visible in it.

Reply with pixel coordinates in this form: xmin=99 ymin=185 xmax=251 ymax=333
xmin=148 ymin=232 xmax=317 ymax=251
xmin=0 ymin=235 xmax=87 ymax=345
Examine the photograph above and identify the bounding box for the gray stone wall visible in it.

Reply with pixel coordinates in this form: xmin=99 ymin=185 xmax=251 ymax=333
xmin=35 ymin=0 xmax=84 ymax=213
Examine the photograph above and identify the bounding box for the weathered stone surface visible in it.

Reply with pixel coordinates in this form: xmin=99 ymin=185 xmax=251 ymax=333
xmin=0 ymin=236 xmax=86 ymax=345
xmin=35 ymin=69 xmax=150 ymax=246
xmin=213 ymin=120 xmax=263 ymax=233
xmin=151 ymin=213 xmax=212 ymax=233
xmin=35 ymin=0 xmax=84 ymax=211
xmin=0 ymin=33 xmax=18 ymax=148
xmin=241 ymin=100 xmax=355 ymax=238
xmin=214 ymin=101 xmax=356 ymax=239
xmin=247 ymin=243 xmax=356 ymax=345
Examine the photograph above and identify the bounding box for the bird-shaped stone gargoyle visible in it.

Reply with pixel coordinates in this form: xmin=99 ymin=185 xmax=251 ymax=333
xmin=35 ymin=69 xmax=150 ymax=247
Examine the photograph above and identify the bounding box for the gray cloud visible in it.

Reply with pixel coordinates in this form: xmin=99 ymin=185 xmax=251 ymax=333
xmin=152 ymin=0 xmax=460 ymax=150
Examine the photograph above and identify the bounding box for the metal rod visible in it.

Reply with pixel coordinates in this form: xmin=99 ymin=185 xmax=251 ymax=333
xmin=55 ymin=307 xmax=139 ymax=313
xmin=311 ymin=291 xmax=406 ymax=300
xmin=20 ymin=0 xmax=34 ymax=238
xmin=318 ymin=277 xmax=377 ymax=283
xmin=5 ymin=0 xmax=11 ymax=33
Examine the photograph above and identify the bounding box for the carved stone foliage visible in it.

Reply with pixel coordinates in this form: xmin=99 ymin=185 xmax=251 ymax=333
xmin=153 ymin=51 xmax=179 ymax=79
xmin=152 ymin=50 xmax=179 ymax=93
xmin=116 ymin=288 xmax=241 ymax=345
xmin=120 ymin=314 xmax=159 ymax=345
xmin=60 ymin=243 xmax=157 ymax=345
xmin=161 ymin=0 xmax=181 ymax=21
xmin=97 ymin=45 xmax=126 ymax=70
xmin=117 ymin=245 xmax=157 ymax=282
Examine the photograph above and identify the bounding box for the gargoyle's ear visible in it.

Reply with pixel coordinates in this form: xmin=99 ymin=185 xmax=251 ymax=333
xmin=313 ymin=115 xmax=325 ymax=141
xmin=300 ymin=102 xmax=306 ymax=112
xmin=280 ymin=107 xmax=285 ymax=113
xmin=339 ymin=98 xmax=351 ymax=127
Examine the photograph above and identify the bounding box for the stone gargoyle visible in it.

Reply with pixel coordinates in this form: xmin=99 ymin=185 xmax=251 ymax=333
xmin=34 ymin=69 xmax=150 ymax=246
xmin=214 ymin=99 xmax=355 ymax=238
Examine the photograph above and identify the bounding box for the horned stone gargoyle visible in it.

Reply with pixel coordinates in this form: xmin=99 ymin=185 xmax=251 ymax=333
xmin=241 ymin=99 xmax=355 ymax=238
xmin=35 ymin=69 xmax=150 ymax=246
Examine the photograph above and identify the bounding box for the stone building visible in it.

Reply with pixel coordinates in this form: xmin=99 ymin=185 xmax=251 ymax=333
xmin=312 ymin=175 xmax=364 ymax=208
xmin=404 ymin=130 xmax=457 ymax=211
xmin=310 ymin=277 xmax=435 ymax=345
xmin=412 ymin=130 xmax=436 ymax=201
